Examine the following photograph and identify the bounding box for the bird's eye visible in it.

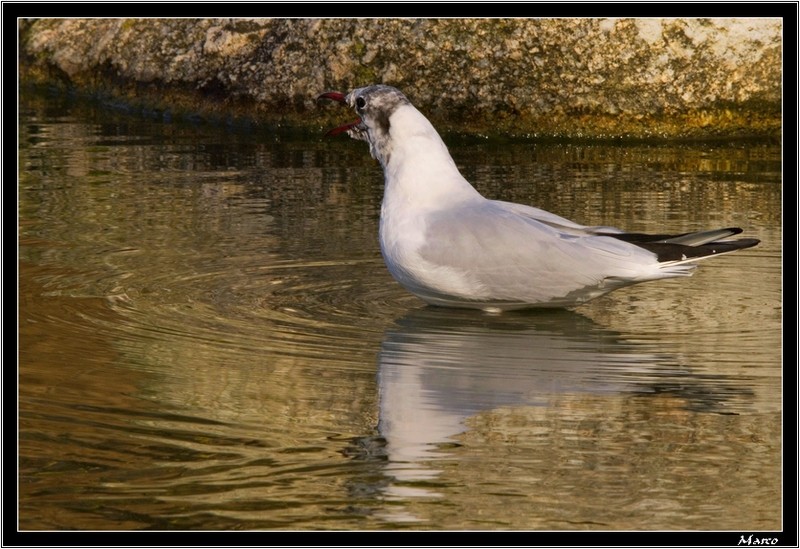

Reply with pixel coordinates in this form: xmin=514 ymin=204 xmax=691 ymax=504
xmin=356 ymin=97 xmax=366 ymax=111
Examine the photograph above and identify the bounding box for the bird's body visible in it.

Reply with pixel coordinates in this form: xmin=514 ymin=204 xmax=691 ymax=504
xmin=319 ymin=85 xmax=759 ymax=311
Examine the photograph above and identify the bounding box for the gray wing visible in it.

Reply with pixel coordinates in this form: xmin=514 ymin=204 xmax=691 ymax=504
xmin=418 ymin=201 xmax=669 ymax=305
xmin=494 ymin=200 xmax=626 ymax=236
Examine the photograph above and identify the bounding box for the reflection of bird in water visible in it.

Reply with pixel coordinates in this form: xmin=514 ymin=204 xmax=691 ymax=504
xmin=344 ymin=306 xmax=753 ymax=499
xmin=319 ymin=85 xmax=759 ymax=310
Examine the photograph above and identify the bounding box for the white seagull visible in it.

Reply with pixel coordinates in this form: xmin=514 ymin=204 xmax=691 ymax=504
xmin=318 ymin=85 xmax=759 ymax=311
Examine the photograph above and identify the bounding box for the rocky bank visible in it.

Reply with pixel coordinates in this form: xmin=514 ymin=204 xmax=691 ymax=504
xmin=19 ymin=18 xmax=782 ymax=138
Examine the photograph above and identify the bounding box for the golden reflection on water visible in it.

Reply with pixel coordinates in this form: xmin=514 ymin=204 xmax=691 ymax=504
xmin=18 ymin=92 xmax=782 ymax=532
xmin=457 ymin=400 xmax=780 ymax=530
xmin=373 ymin=307 xmax=780 ymax=529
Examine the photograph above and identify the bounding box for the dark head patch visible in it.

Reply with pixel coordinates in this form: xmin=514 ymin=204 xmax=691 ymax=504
xmin=345 ymin=85 xmax=411 ymax=166
xmin=373 ymin=108 xmax=391 ymax=136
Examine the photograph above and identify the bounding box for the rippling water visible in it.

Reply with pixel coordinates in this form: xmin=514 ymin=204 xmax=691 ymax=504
xmin=18 ymin=90 xmax=782 ymax=532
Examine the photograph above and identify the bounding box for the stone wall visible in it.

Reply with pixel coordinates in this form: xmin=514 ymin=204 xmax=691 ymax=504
xmin=19 ymin=18 xmax=782 ymax=138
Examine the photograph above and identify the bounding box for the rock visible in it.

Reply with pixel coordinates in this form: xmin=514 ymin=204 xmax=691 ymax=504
xmin=19 ymin=18 xmax=782 ymax=138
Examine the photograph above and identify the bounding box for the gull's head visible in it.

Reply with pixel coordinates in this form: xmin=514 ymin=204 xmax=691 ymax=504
xmin=318 ymin=85 xmax=412 ymax=166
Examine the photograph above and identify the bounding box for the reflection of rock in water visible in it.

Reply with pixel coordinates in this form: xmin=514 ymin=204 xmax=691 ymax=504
xmin=369 ymin=306 xmax=754 ymax=500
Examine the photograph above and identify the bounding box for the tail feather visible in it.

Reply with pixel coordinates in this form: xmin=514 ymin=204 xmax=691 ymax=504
xmin=602 ymin=227 xmax=759 ymax=265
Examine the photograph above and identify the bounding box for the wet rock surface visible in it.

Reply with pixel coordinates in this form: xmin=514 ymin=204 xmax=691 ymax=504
xmin=20 ymin=18 xmax=782 ymax=138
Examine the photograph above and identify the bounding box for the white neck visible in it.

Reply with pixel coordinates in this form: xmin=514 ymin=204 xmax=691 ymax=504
xmin=379 ymin=105 xmax=481 ymax=210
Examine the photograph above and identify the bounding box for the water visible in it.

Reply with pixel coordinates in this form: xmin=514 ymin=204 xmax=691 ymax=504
xmin=18 ymin=90 xmax=782 ymax=532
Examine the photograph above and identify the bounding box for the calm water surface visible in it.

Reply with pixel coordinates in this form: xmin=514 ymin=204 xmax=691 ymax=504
xmin=18 ymin=91 xmax=782 ymax=532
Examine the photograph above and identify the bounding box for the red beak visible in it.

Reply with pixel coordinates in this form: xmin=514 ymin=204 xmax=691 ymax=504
xmin=318 ymin=91 xmax=347 ymax=103
xmin=318 ymin=91 xmax=361 ymax=137
xmin=324 ymin=119 xmax=362 ymax=137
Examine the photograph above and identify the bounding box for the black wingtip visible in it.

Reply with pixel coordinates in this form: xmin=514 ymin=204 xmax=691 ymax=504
xmin=640 ymin=238 xmax=760 ymax=263
xmin=730 ymin=238 xmax=760 ymax=250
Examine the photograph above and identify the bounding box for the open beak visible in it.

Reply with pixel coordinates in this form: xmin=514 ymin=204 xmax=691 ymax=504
xmin=318 ymin=91 xmax=346 ymax=103
xmin=318 ymin=91 xmax=362 ymax=137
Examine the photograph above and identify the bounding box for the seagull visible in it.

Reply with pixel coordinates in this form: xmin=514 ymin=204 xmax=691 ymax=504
xmin=318 ymin=85 xmax=759 ymax=311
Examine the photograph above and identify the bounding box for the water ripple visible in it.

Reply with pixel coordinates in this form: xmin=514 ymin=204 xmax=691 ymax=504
xmin=18 ymin=93 xmax=782 ymax=530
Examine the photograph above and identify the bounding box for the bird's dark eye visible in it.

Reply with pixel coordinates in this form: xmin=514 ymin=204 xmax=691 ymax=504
xmin=356 ymin=97 xmax=366 ymax=111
